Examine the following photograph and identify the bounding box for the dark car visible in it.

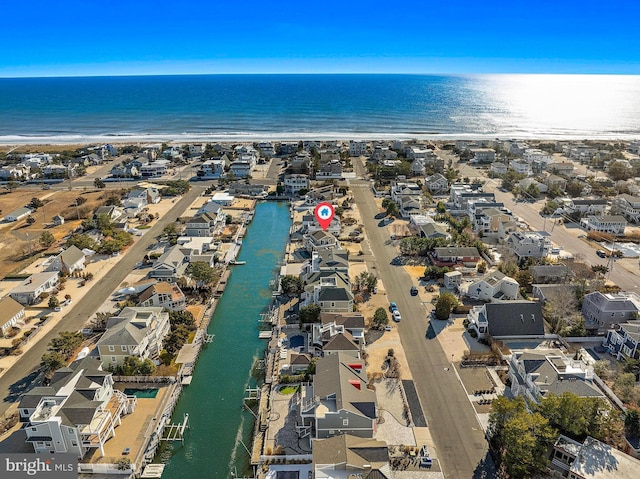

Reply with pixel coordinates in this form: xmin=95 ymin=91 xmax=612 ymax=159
xmin=596 ymin=250 xmax=607 ymax=258
xmin=410 ymin=286 xmax=418 ymax=296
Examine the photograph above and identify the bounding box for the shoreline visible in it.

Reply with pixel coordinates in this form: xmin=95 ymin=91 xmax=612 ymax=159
xmin=1 ymin=132 xmax=640 ymax=147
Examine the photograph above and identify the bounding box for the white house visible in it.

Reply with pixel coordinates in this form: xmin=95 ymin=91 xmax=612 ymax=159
xmin=9 ymin=272 xmax=60 ymax=305
xmin=509 ymin=159 xmax=532 ymax=176
xmin=284 ymin=174 xmax=310 ymax=195
xmin=230 ymin=160 xmax=253 ymax=178
xmin=0 ymin=297 xmax=26 ymax=337
xmin=463 ymin=270 xmax=519 ymax=301
xmin=469 ymin=148 xmax=496 ymax=163
xmin=580 ymin=215 xmax=627 ymax=236
xmin=490 ymin=162 xmax=508 ymax=175
xmin=198 ymin=159 xmax=226 ymax=179
xmin=48 ymin=246 xmax=86 ymax=274
xmin=4 ymin=207 xmax=33 ymax=222
xmin=425 ymin=173 xmax=448 ymax=194
xmin=506 ymin=231 xmax=552 ymax=259
xmin=611 ymin=194 xmax=640 ymax=223
xmin=349 ymin=140 xmax=367 ymax=156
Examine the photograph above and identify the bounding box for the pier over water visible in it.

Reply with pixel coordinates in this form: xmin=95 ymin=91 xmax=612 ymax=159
xmin=160 ymin=202 xmax=291 ymax=479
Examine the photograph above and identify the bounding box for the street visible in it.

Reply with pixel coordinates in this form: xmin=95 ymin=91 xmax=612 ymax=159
xmin=351 ymin=162 xmax=490 ymax=478
xmin=0 ymin=186 xmax=205 ymax=415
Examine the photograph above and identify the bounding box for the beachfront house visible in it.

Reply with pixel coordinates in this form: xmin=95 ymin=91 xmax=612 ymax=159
xmin=19 ymin=357 xmax=137 ymax=459
xmin=349 ymin=140 xmax=368 ymax=156
xmin=9 ymin=272 xmax=60 ymax=306
xmin=47 ymin=245 xmax=86 ymax=274
xmin=198 ymin=158 xmax=226 ymax=179
xmin=0 ymin=297 xmax=26 ymax=337
xmin=299 ymin=352 xmax=376 ymax=439
xmin=96 ymin=307 xmax=170 ymax=366
xmin=581 ymin=291 xmax=640 ymax=334
xmin=468 ymin=301 xmax=545 ymax=339
xmin=580 ymin=215 xmax=627 ymax=236
xmin=508 ymin=350 xmax=603 ymax=405
xmin=137 ymin=282 xmax=186 ymax=311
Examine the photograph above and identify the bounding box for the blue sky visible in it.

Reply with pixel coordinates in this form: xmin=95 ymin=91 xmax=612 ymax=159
xmin=2 ymin=0 xmax=639 ymax=77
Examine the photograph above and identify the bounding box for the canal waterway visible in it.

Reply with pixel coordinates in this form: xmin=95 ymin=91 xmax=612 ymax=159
xmin=160 ymin=201 xmax=291 ymax=479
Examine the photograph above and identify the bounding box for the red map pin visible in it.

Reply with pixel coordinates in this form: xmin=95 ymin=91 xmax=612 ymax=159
xmin=314 ymin=202 xmax=335 ymax=231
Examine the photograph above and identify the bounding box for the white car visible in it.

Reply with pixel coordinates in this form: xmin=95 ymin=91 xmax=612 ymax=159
xmin=392 ymin=310 xmax=402 ymax=322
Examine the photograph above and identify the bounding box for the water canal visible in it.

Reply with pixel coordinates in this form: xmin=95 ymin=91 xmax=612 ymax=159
xmin=160 ymin=201 xmax=291 ymax=479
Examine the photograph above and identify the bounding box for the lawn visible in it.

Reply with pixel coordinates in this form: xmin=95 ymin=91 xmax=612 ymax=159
xmin=279 ymin=385 xmax=299 ymax=395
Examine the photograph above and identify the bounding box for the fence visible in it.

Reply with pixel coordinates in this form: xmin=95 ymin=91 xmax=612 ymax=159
xmin=112 ymin=375 xmax=176 ymax=383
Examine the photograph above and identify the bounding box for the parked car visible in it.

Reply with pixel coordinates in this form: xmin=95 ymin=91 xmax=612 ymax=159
xmin=384 ymin=325 xmax=392 ymax=331
xmin=392 ymin=310 xmax=402 ymax=322
xmin=596 ymin=250 xmax=607 ymax=258
xmin=389 ymin=302 xmax=398 ymax=312
xmin=410 ymin=286 xmax=418 ymax=296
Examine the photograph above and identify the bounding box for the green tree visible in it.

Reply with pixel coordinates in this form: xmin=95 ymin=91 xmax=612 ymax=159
xmin=385 ymin=201 xmax=399 ymax=217
xmin=186 ymin=261 xmax=217 ymax=289
xmin=164 ymin=324 xmax=191 ymax=355
xmin=436 ymin=201 xmax=446 ymax=213
xmin=40 ymin=351 xmax=67 ymax=378
xmin=169 ymin=310 xmax=196 ymax=329
xmin=39 ymin=231 xmax=55 ymax=248
xmin=299 ymin=304 xmax=321 ymax=323
xmin=614 ymin=373 xmax=636 ymax=403
xmin=48 ymin=296 xmax=60 ymax=309
xmin=280 ymin=275 xmax=304 ymax=296
xmin=26 ymin=216 xmax=36 ymax=225
xmin=28 ymin=197 xmax=44 ymax=209
xmin=48 ymin=331 xmax=84 ymax=360
xmin=67 ymin=233 xmax=98 ymax=251
xmin=372 ymin=307 xmax=389 ymax=329
xmin=355 ymin=271 xmax=378 ymax=293
xmin=95 ymin=213 xmax=114 ymax=233
xmin=434 ymin=292 xmax=458 ymax=320
xmin=276 ymin=183 xmax=284 ymax=195
xmin=94 ymin=178 xmax=106 ymax=188
xmin=625 ymin=409 xmax=640 ymax=438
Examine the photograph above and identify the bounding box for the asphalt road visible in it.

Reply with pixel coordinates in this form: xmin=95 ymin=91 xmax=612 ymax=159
xmin=349 ymin=176 xmax=489 ymax=478
xmin=0 ymin=185 xmax=205 ymax=415
xmin=453 ymin=159 xmax=640 ymax=291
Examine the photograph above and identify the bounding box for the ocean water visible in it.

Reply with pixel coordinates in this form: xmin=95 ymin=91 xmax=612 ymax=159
xmin=1 ymin=74 xmax=640 ymax=143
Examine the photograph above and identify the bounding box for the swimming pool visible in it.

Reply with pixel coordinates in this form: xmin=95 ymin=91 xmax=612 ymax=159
xmin=123 ymin=388 xmax=159 ymax=398
xmin=288 ymin=334 xmax=304 ymax=349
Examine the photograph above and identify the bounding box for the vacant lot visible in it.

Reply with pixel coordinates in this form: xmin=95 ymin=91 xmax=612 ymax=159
xmin=0 ymin=188 xmax=115 ymax=278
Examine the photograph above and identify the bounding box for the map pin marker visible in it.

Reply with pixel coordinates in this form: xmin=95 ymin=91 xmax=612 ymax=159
xmin=314 ymin=202 xmax=335 ymax=231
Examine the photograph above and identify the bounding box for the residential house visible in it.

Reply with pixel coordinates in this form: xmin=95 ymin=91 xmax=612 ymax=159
xmin=611 ymin=194 xmax=640 ymax=223
xmin=210 ymin=192 xmax=235 ymax=206
xmin=140 ymin=160 xmax=170 ymax=178
xmin=256 ymin=141 xmax=275 ymax=158
xmin=184 ymin=212 xmax=219 ymax=237
xmin=523 ymin=148 xmax=553 ymax=164
xmin=315 ymin=160 xmax=343 ymax=179
xmin=19 ymin=357 xmax=136 ymax=458
xmin=96 ymin=307 xmax=170 ymax=366
xmin=314 ymin=312 xmax=366 ymax=348
xmin=604 ymin=322 xmax=640 ymax=361
xmin=312 ymin=434 xmax=390 ymax=479
xmin=299 ymin=352 xmax=376 ymax=439
xmin=463 ymin=270 xmax=519 ymax=301
xmin=195 ymin=201 xmax=225 ymax=222
xmin=406 ymin=146 xmax=432 ymax=159
xmin=93 ymin=205 xmax=125 ymax=224
xmin=433 ymin=247 xmax=481 ymax=267
xmin=322 ymin=332 xmax=361 ymax=358
xmin=229 ymin=160 xmax=253 ymax=178
xmin=469 ymin=148 xmax=496 ymax=163
xmin=532 ymin=284 xmax=578 ymax=304
xmin=198 ymin=158 xmax=226 ymax=179
xmin=474 ymin=207 xmax=514 ymax=236
xmin=425 ymin=173 xmax=449 ymax=194
xmin=530 ymin=264 xmax=572 ymax=284
xmin=550 ymin=435 xmax=640 ymax=479
xmin=284 ymin=174 xmax=310 ymax=196
xmin=580 ymin=215 xmax=626 ymax=236
xmin=508 ymin=350 xmax=603 ymax=405
xmin=52 ymin=215 xmax=65 ymax=226
xmin=567 ymin=198 xmax=607 ymax=215
xmin=48 ymin=245 xmax=86 ymax=274
xmin=519 ymin=177 xmax=548 ymax=193
xmin=110 ymin=163 xmax=140 ymax=178
xmin=137 ymin=282 xmax=186 ymax=311
xmin=510 ymin=159 xmax=533 ymax=176
xmin=418 ymin=222 xmax=450 ymax=240
xmin=408 ymin=157 xmax=425 ymax=176
xmin=444 ymin=270 xmax=463 ymax=289
xmin=581 ymin=291 xmax=640 ymax=334
xmin=123 ymin=188 xmax=160 ymax=212
xmin=0 ymin=297 xmax=26 ymax=337
xmin=506 ymin=231 xmax=552 ymax=259
xmin=9 ymin=272 xmax=59 ymax=305
xmin=490 ymin=162 xmax=508 ymax=175
xmin=398 ymin=196 xmax=423 ymax=218
xmin=349 ymin=140 xmax=368 ymax=156
xmin=148 ymin=245 xmax=189 ymax=283
xmin=391 ymin=181 xmax=422 ymax=202
xmin=176 ymin=236 xmax=217 ymax=255
xmin=303 ymin=272 xmax=353 ymax=313
xmin=188 ymin=144 xmax=204 ymax=157
xmin=448 ymin=183 xmax=484 ymax=208
xmin=544 ymin=174 xmax=567 ymax=192
xmin=371 ymin=145 xmax=398 ymax=161
xmin=279 ymin=142 xmax=299 ymax=155
xmin=302 ymin=213 xmax=341 ymax=235
xmin=0 ymin=164 xmax=30 ymax=180
xmin=43 ymin=164 xmax=74 ymax=178
xmin=304 ymin=230 xmax=339 ymax=252
xmin=468 ymin=301 xmax=545 ymax=339
xmin=302 ymin=249 xmax=350 ymax=278
xmin=228 ymin=183 xmax=268 ymax=197
xmin=4 ymin=207 xmax=33 ymax=222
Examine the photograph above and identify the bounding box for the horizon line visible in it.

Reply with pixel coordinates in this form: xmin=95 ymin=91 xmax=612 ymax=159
xmin=1 ymin=71 xmax=639 ymax=80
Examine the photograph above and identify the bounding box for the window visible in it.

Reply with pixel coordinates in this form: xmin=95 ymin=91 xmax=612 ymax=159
xmin=121 ymin=345 xmax=127 ymax=352
xmin=108 ymin=345 xmax=115 ymax=352
xmin=343 ymin=419 xmax=349 ymax=426
xmin=111 ymin=356 xmax=117 ymax=362
xmin=71 ymin=441 xmax=77 ymax=447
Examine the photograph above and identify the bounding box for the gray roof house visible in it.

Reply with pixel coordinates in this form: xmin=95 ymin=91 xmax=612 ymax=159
xmin=581 ymin=291 xmax=640 ymax=334
xmin=322 ymin=332 xmax=361 ymax=357
xmin=96 ymin=307 xmax=170 ymax=366
xmin=314 ymin=312 xmax=366 ymax=348
xmin=468 ymin=301 xmax=545 ymax=339
xmin=462 ymin=270 xmax=519 ymax=302
xmin=604 ymin=322 xmax=640 ymax=361
xmin=508 ymin=349 xmax=604 ymax=404
xmin=419 ymin=222 xmax=450 ymax=240
xmin=304 ymin=229 xmax=339 ymax=252
xmin=19 ymin=357 xmax=136 ymax=459
xmin=3 ymin=207 xmax=33 ymax=222
xmin=529 ymin=264 xmax=572 ymax=284
xmin=303 ymin=272 xmax=354 ymax=313
xmin=148 ymin=245 xmax=189 ymax=282
xmin=313 ymin=434 xmax=390 ymax=479
xmin=48 ymin=245 xmax=86 ymax=274
xmin=9 ymin=271 xmax=60 ymax=305
xmin=0 ymin=297 xmax=26 ymax=337
xmin=299 ymin=352 xmax=376 ymax=439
